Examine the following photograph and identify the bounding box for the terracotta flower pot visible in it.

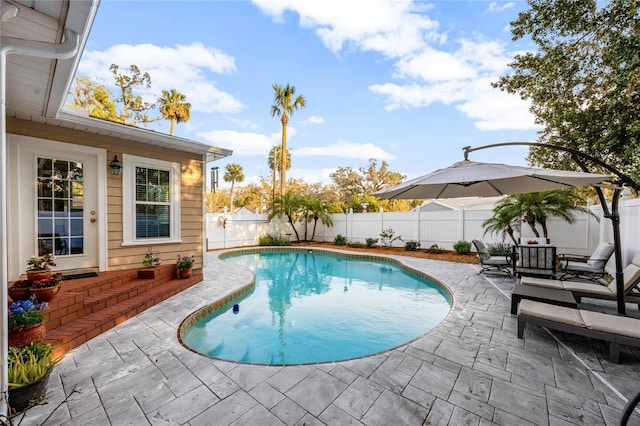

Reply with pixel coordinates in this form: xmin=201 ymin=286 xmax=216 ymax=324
xmin=29 ymin=285 xmax=60 ymax=303
xmin=8 ymin=323 xmax=47 ymax=348
xmin=178 ymin=268 xmax=192 ymax=279
xmin=9 ymin=369 xmax=52 ymax=413
xmin=8 ymin=287 xmax=31 ymax=302
xmin=26 ymin=269 xmax=51 ymax=282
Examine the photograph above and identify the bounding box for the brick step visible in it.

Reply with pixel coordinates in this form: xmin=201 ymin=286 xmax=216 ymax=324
xmin=44 ymin=264 xmax=179 ymax=329
xmin=45 ymin=273 xmax=202 ymax=357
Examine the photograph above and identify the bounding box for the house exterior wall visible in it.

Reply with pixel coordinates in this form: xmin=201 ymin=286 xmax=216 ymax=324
xmin=7 ymin=118 xmax=205 ymax=273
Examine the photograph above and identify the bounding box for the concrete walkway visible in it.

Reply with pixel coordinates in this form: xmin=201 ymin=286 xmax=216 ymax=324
xmin=16 ymin=249 xmax=640 ymax=425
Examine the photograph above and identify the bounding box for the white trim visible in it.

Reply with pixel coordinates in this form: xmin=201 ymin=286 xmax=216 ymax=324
xmin=122 ymin=154 xmax=181 ymax=246
xmin=7 ymin=134 xmax=107 ymax=277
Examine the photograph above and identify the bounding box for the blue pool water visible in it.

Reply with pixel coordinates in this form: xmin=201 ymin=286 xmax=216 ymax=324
xmin=181 ymin=250 xmax=452 ymax=365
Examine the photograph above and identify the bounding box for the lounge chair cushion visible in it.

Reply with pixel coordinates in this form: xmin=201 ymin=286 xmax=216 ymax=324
xmin=561 ymin=281 xmax=614 ymax=295
xmin=520 ymin=276 xmax=564 ymax=290
xmin=587 ymin=243 xmax=616 ymax=268
xmin=517 ymin=299 xmax=585 ymax=327
xmin=580 ymin=310 xmax=640 ymax=339
xmin=615 ymin=263 xmax=640 ymax=292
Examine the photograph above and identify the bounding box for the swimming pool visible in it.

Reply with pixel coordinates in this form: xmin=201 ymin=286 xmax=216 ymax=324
xmin=180 ymin=249 xmax=452 ymax=365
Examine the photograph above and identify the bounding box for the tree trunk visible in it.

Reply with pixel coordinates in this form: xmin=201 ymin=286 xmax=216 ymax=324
xmin=280 ymin=115 xmax=288 ymax=196
xmin=287 ymin=214 xmax=300 ymax=241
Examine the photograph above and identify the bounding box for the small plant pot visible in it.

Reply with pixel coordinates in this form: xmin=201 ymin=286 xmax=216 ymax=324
xmin=26 ymin=269 xmax=51 ymax=282
xmin=8 ymin=324 xmax=47 ymax=348
xmin=8 ymin=287 xmax=31 ymax=302
xmin=9 ymin=369 xmax=52 ymax=413
xmin=30 ymin=285 xmax=60 ymax=303
xmin=178 ymin=269 xmax=192 ymax=279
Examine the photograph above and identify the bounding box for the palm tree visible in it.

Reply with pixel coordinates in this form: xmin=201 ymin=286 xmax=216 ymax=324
xmin=268 ymin=191 xmax=303 ymax=242
xmin=305 ymin=197 xmax=333 ymax=241
xmin=223 ymin=163 xmax=245 ymax=211
xmin=158 ymin=89 xmax=191 ymax=135
xmin=483 ymin=205 xmax=520 ymax=245
xmin=271 ymin=83 xmax=306 ymax=196
xmin=485 ymin=190 xmax=596 ymax=242
xmin=267 ymin=145 xmax=291 ymax=202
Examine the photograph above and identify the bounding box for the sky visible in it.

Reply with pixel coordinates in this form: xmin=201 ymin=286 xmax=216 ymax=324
xmin=73 ymin=0 xmax=541 ymax=190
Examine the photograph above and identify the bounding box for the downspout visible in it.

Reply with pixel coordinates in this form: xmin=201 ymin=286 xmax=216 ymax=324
xmin=0 ymin=27 xmax=79 ymax=418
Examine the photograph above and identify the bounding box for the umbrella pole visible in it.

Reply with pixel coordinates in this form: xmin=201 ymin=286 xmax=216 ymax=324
xmin=609 ymin=188 xmax=625 ymax=315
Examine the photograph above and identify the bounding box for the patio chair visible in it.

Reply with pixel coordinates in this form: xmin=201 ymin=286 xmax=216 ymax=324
xmin=516 ymin=299 xmax=640 ymax=363
xmin=559 ymin=242 xmax=615 ymax=282
xmin=520 ymin=251 xmax=640 ymax=306
xmin=472 ymin=239 xmax=511 ymax=277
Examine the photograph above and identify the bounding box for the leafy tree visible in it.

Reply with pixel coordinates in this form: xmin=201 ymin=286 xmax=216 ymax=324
xmin=271 ymin=83 xmax=306 ymax=196
xmin=223 ymin=163 xmax=245 ymax=211
xmin=70 ymin=76 xmax=120 ymax=121
xmin=494 ymin=0 xmax=640 ymax=180
xmin=205 ymin=189 xmax=230 ymax=213
xmin=349 ymin=194 xmax=381 ymax=213
xmin=234 ymin=182 xmax=271 ymax=212
xmin=110 ymin=64 xmax=155 ymax=125
xmin=267 ymin=145 xmax=291 ymax=202
xmin=332 ymin=159 xmax=407 ymax=211
xmin=158 ymin=89 xmax=191 ymax=135
xmin=269 ymin=191 xmax=304 ymax=242
xmin=484 ymin=190 xmax=595 ymax=242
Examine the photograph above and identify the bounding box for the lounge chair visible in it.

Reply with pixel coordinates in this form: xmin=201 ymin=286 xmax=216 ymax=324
xmin=520 ymin=251 xmax=640 ymax=306
xmin=517 ymin=299 xmax=640 ymax=362
xmin=559 ymin=242 xmax=615 ymax=282
xmin=472 ymin=239 xmax=511 ymax=277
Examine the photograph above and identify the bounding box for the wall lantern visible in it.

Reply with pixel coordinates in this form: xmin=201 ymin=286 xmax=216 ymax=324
xmin=109 ymin=155 xmax=122 ymax=175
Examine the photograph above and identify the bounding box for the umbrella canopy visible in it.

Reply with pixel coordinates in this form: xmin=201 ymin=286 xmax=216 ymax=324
xmin=373 ymin=160 xmax=613 ymax=200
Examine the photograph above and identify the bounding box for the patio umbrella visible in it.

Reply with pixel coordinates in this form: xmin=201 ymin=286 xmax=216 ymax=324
xmin=373 ymin=159 xmax=612 ymax=200
xmin=372 ymin=158 xmax=628 ymax=311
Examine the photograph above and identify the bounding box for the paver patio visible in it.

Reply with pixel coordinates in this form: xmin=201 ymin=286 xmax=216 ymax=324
xmin=14 ymin=249 xmax=640 ymax=425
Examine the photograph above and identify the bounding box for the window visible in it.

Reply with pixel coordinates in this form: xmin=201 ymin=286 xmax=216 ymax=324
xmin=122 ymin=155 xmax=181 ymax=245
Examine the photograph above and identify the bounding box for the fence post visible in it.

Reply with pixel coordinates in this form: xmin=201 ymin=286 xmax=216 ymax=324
xmin=459 ymin=205 xmax=465 ymax=242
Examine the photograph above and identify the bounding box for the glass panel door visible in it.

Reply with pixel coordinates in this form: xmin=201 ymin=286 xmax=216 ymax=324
xmin=36 ymin=157 xmax=84 ymax=256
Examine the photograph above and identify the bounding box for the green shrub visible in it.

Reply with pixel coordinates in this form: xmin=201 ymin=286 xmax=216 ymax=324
xmin=258 ymin=234 xmax=290 ymax=246
xmin=404 ymin=241 xmax=421 ymax=251
xmin=427 ymin=243 xmax=444 ymax=254
xmin=487 ymin=242 xmax=512 ymax=256
xmin=453 ymin=240 xmax=472 ymax=254
xmin=366 ymin=238 xmax=379 ymax=248
xmin=349 ymin=242 xmax=363 ymax=248
xmin=334 ymin=234 xmax=347 ymax=246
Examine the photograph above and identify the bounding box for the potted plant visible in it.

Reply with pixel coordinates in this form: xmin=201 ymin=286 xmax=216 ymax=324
xmin=8 ymin=342 xmax=61 ymax=413
xmin=8 ymin=279 xmax=31 ymax=302
xmin=29 ymin=272 xmax=63 ymax=302
xmin=176 ymin=255 xmax=195 ymax=278
xmin=8 ymin=296 xmax=48 ymax=348
xmin=25 ymin=254 xmax=56 ymax=282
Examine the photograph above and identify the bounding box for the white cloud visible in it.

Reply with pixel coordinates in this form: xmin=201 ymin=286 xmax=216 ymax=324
xmin=77 ymin=43 xmax=243 ymax=114
xmin=250 ymin=1 xmax=536 ymax=132
xmin=197 ymin=130 xmax=274 ymax=155
xmin=487 ymin=2 xmax=515 ymax=13
xmin=297 ymin=141 xmax=394 ymax=160
xmin=197 ymin=127 xmax=299 ymax=155
xmin=288 ymin=167 xmax=337 ymax=185
xmin=252 ymin=0 xmax=443 ymax=57
xmin=305 ymin=115 xmax=325 ymax=124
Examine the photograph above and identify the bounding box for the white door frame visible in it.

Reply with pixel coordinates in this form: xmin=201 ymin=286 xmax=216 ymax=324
xmin=7 ymin=134 xmax=107 ymax=279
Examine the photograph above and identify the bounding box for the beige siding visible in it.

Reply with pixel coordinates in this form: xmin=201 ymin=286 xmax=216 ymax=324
xmin=8 ymin=118 xmax=206 ymax=272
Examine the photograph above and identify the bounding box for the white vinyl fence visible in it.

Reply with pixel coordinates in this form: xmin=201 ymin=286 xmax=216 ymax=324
xmin=207 ymin=191 xmax=640 ymax=273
